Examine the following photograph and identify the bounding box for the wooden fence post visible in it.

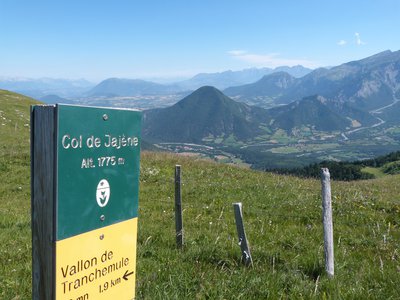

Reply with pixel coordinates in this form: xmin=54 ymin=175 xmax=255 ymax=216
xmin=233 ymin=202 xmax=253 ymax=267
xmin=321 ymin=168 xmax=334 ymax=277
xmin=175 ymin=165 xmax=184 ymax=248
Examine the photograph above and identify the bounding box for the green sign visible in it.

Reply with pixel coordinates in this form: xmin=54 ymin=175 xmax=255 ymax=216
xmin=56 ymin=105 xmax=141 ymax=240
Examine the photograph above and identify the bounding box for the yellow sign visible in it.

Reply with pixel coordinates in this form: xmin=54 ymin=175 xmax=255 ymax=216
xmin=56 ymin=218 xmax=137 ymax=300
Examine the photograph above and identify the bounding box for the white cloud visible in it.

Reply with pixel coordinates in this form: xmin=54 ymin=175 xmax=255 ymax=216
xmin=227 ymin=50 xmax=247 ymax=56
xmin=337 ymin=40 xmax=347 ymax=46
xmin=355 ymin=32 xmax=366 ymax=45
xmin=228 ymin=50 xmax=318 ymax=68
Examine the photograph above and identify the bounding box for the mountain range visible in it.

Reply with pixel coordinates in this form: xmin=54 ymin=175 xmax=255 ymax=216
xmin=175 ymin=65 xmax=312 ymax=90
xmin=38 ymin=94 xmax=75 ymax=104
xmin=86 ymin=78 xmax=183 ymax=97
xmin=225 ymin=50 xmax=400 ymax=111
xmin=83 ymin=50 xmax=400 ymax=115
xmin=0 ymin=78 xmax=94 ymax=98
xmin=2 ymin=50 xmax=398 ymax=112
xmin=140 ymin=50 xmax=400 ymax=169
xmin=2 ymin=49 xmax=400 ymax=168
xmin=4 ymin=67 xmax=309 ymax=100
xmin=142 ymin=86 xmax=377 ymax=143
xmin=86 ymin=66 xmax=313 ymax=97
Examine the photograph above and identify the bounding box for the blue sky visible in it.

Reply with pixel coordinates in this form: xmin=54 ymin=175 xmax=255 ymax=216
xmin=0 ymin=0 xmax=399 ymax=82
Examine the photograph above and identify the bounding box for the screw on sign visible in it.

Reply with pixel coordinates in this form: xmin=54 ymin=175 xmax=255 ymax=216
xmin=96 ymin=179 xmax=110 ymax=207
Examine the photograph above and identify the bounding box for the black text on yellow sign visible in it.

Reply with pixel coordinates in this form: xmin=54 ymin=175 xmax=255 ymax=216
xmin=56 ymin=218 xmax=137 ymax=300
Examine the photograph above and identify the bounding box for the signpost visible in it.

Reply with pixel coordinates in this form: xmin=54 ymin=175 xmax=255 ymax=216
xmin=31 ymin=104 xmax=141 ymax=300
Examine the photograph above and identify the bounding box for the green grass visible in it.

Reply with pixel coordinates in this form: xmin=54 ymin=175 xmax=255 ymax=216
xmin=1 ymin=90 xmax=400 ymax=299
xmin=138 ymin=154 xmax=400 ymax=299
xmin=0 ymin=90 xmax=39 ymax=299
xmin=362 ymin=167 xmax=386 ymax=178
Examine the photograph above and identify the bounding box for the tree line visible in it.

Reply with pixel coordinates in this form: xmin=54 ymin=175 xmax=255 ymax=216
xmin=268 ymin=151 xmax=400 ymax=181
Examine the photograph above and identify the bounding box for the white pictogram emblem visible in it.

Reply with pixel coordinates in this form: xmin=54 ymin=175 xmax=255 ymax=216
xmin=96 ymin=179 xmax=110 ymax=207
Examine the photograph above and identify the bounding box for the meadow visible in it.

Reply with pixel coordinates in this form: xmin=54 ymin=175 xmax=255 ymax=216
xmin=1 ymin=91 xmax=399 ymax=299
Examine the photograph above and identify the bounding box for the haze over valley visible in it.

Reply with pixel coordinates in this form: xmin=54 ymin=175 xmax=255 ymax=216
xmin=2 ymin=50 xmax=400 ymax=169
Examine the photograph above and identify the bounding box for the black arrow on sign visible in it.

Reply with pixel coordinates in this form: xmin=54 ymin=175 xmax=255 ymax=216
xmin=123 ymin=270 xmax=134 ymax=281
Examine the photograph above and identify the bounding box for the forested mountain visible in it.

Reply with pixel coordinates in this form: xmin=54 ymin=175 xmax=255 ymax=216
xmin=268 ymin=95 xmax=378 ymax=131
xmin=269 ymin=96 xmax=355 ymax=131
xmin=143 ymin=86 xmax=268 ymax=143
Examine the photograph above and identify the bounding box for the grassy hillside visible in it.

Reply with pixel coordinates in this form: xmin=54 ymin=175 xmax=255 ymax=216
xmin=1 ymin=90 xmax=400 ymax=299
xmin=0 ymin=90 xmax=40 ymax=298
